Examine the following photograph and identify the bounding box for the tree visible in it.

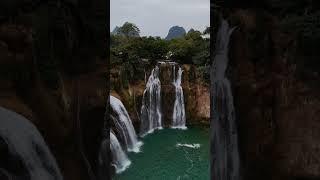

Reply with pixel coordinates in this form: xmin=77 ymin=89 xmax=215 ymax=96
xmin=188 ymin=28 xmax=195 ymax=34
xmin=185 ymin=30 xmax=202 ymax=41
xmin=203 ymin=27 xmax=210 ymax=35
xmin=111 ymin=25 xmax=210 ymax=81
xmin=168 ymin=38 xmax=194 ymax=63
xmin=118 ymin=22 xmax=140 ymax=37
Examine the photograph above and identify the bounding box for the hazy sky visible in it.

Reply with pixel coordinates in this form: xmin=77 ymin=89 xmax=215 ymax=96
xmin=111 ymin=0 xmax=210 ymax=38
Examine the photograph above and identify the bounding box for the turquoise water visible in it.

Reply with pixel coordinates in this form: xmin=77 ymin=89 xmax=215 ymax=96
xmin=114 ymin=127 xmax=209 ymax=180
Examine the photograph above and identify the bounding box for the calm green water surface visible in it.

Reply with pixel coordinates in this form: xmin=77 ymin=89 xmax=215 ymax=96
xmin=114 ymin=126 xmax=209 ymax=180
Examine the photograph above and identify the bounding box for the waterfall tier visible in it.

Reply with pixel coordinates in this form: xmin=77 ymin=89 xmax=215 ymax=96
xmin=110 ymin=95 xmax=143 ymax=152
xmin=110 ymin=132 xmax=131 ymax=174
xmin=0 ymin=107 xmax=63 ymax=180
xmin=140 ymin=66 xmax=163 ymax=137
xmin=140 ymin=62 xmax=187 ymax=136
xmin=211 ymin=18 xmax=240 ymax=180
xmin=172 ymin=67 xmax=187 ymax=129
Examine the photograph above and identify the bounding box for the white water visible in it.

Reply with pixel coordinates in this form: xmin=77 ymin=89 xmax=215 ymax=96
xmin=110 ymin=95 xmax=143 ymax=153
xmin=176 ymin=143 xmax=201 ymax=149
xmin=110 ymin=132 xmax=131 ymax=174
xmin=172 ymin=67 xmax=187 ymax=129
xmin=173 ymin=65 xmax=176 ymax=83
xmin=0 ymin=107 xmax=63 ymax=180
xmin=140 ymin=66 xmax=163 ymax=137
xmin=211 ymin=18 xmax=240 ymax=180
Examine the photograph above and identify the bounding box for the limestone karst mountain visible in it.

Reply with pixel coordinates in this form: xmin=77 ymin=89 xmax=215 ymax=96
xmin=165 ymin=26 xmax=186 ymax=40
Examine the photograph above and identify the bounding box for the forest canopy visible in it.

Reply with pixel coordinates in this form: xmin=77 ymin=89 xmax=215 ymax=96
xmin=110 ymin=22 xmax=210 ymax=83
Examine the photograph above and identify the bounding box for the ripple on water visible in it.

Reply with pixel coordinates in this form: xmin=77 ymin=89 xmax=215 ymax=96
xmin=115 ymin=127 xmax=209 ymax=180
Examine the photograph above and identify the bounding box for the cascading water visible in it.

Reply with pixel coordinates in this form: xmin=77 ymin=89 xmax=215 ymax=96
xmin=173 ymin=65 xmax=176 ymax=83
xmin=111 ymin=115 xmax=128 ymax=150
xmin=210 ymin=18 xmax=240 ymax=180
xmin=172 ymin=67 xmax=187 ymax=129
xmin=0 ymin=107 xmax=63 ymax=180
xmin=110 ymin=132 xmax=131 ymax=174
xmin=140 ymin=66 xmax=162 ymax=137
xmin=110 ymin=95 xmax=143 ymax=152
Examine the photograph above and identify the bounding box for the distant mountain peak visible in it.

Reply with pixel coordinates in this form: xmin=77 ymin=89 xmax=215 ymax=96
xmin=111 ymin=26 xmax=120 ymax=35
xmin=188 ymin=28 xmax=195 ymax=33
xmin=165 ymin=26 xmax=186 ymax=40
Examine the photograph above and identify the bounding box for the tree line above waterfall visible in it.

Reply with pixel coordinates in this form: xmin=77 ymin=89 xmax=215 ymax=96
xmin=110 ymin=22 xmax=210 ymax=83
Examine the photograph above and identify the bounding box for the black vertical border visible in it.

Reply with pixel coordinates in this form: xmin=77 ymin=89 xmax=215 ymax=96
xmin=105 ymin=0 xmax=111 ymax=179
xmin=210 ymin=0 xmax=214 ymax=179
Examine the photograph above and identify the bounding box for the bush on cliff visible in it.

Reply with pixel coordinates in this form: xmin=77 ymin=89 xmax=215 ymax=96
xmin=110 ymin=22 xmax=210 ymax=87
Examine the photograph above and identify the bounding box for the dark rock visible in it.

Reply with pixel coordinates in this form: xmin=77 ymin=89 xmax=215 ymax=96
xmin=0 ymin=0 xmax=108 ymax=179
xmin=225 ymin=8 xmax=320 ymax=180
xmin=111 ymin=63 xmax=210 ymax=129
xmin=165 ymin=26 xmax=186 ymax=40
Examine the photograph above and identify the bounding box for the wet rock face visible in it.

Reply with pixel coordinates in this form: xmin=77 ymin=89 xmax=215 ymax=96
xmin=0 ymin=0 xmax=108 ymax=179
xmin=155 ymin=63 xmax=209 ymax=126
xmin=161 ymin=84 xmax=176 ymax=126
xmin=227 ymin=9 xmax=320 ymax=180
xmin=111 ymin=63 xmax=210 ymax=129
xmin=158 ymin=62 xmax=178 ymax=126
xmin=158 ymin=62 xmax=177 ymax=85
xmin=182 ymin=65 xmax=210 ymax=125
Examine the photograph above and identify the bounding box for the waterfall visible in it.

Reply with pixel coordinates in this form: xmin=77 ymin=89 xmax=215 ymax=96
xmin=172 ymin=67 xmax=187 ymax=129
xmin=110 ymin=115 xmax=128 ymax=150
xmin=110 ymin=132 xmax=131 ymax=174
xmin=0 ymin=107 xmax=63 ymax=180
xmin=210 ymin=18 xmax=240 ymax=180
xmin=140 ymin=66 xmax=163 ymax=137
xmin=110 ymin=95 xmax=143 ymax=152
xmin=173 ymin=65 xmax=176 ymax=83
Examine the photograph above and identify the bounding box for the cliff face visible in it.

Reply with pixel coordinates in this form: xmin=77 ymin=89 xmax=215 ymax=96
xmin=182 ymin=64 xmax=210 ymax=125
xmin=110 ymin=63 xmax=210 ymax=133
xmin=165 ymin=26 xmax=186 ymax=40
xmin=0 ymin=0 xmax=108 ymax=179
xmin=224 ymin=9 xmax=320 ymax=180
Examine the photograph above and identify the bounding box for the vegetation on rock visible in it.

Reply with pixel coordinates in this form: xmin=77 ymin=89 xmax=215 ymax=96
xmin=110 ymin=22 xmax=210 ymax=89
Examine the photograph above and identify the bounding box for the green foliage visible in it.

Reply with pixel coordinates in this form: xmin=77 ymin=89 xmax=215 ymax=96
xmin=111 ymin=22 xmax=210 ymax=86
xmin=192 ymin=48 xmax=210 ymax=66
xmin=114 ymin=22 xmax=140 ymax=37
xmin=168 ymin=38 xmax=194 ymax=63
xmin=196 ymin=66 xmax=210 ymax=84
xmin=169 ymin=30 xmax=209 ymax=65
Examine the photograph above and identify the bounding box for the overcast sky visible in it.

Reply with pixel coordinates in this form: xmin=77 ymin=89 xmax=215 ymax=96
xmin=111 ymin=0 xmax=210 ymax=38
